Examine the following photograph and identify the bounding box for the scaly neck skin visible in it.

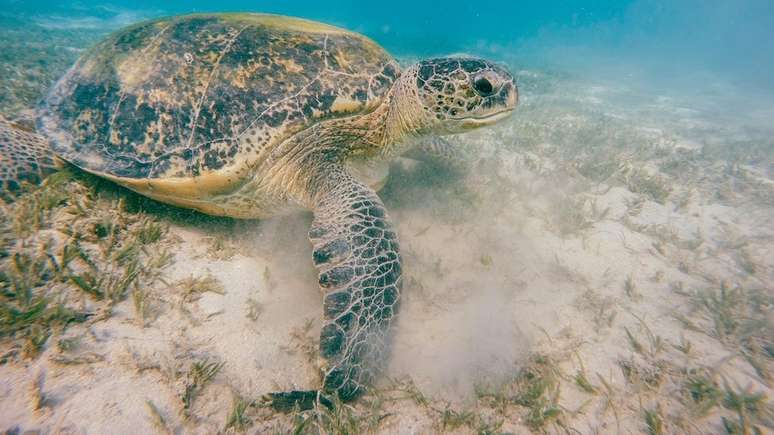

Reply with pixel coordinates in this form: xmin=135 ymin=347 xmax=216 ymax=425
xmin=377 ymin=67 xmax=434 ymax=157
xmin=276 ymin=68 xmax=432 ymax=205
xmin=337 ymin=66 xmax=433 ymax=159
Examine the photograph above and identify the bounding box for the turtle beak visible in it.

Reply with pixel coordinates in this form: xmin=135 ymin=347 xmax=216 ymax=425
xmin=458 ymin=70 xmax=518 ymax=127
xmin=453 ymin=79 xmax=518 ymax=129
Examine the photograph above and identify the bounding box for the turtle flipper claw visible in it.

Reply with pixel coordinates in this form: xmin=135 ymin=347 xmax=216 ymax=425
xmin=265 ymin=390 xmax=333 ymax=412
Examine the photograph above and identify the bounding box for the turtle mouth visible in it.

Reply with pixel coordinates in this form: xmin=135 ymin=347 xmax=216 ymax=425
xmin=454 ymin=108 xmax=514 ymax=124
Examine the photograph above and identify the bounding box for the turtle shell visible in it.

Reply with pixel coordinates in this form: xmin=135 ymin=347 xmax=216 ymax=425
xmin=37 ymin=13 xmax=399 ymax=199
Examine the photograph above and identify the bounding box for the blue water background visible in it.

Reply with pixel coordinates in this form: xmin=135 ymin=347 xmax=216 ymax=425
xmin=3 ymin=0 xmax=773 ymax=97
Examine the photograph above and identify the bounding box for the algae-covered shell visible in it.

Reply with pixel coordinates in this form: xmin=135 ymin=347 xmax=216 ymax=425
xmin=37 ymin=13 xmax=399 ymax=198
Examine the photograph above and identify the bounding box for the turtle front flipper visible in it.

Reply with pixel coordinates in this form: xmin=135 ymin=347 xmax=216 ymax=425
xmin=267 ymin=165 xmax=402 ymax=411
xmin=0 ymin=116 xmax=60 ymax=201
xmin=403 ymin=136 xmax=467 ymax=173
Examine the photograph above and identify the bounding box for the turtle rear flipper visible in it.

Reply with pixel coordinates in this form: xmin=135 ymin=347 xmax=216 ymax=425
xmin=0 ymin=116 xmax=59 ymax=201
xmin=267 ymin=165 xmax=402 ymax=411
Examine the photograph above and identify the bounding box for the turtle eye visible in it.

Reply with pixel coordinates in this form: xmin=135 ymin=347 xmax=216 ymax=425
xmin=473 ymin=76 xmax=494 ymax=96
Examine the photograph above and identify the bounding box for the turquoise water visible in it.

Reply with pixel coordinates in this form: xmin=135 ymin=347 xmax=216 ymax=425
xmin=2 ymin=0 xmax=773 ymax=116
xmin=3 ymin=0 xmax=773 ymax=88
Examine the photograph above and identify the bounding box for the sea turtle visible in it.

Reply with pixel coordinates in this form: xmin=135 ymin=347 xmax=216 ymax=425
xmin=0 ymin=13 xmax=518 ymax=409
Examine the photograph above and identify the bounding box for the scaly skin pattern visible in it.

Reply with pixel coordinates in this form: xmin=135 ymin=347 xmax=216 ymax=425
xmin=300 ymin=165 xmax=401 ymax=406
xmin=0 ymin=13 xmax=519 ymax=411
xmin=264 ymin=59 xmax=516 ymax=410
xmin=0 ymin=116 xmax=59 ymax=201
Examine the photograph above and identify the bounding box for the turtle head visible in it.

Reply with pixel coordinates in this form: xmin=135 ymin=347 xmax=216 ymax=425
xmin=406 ymin=57 xmax=518 ymax=134
xmin=374 ymin=57 xmax=517 ymax=154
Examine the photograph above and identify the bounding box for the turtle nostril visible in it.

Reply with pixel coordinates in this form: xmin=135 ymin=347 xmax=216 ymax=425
xmin=473 ymin=77 xmax=494 ymax=96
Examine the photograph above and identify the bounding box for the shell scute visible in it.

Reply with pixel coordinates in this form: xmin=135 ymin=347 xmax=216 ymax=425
xmin=38 ymin=13 xmax=399 ymax=193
